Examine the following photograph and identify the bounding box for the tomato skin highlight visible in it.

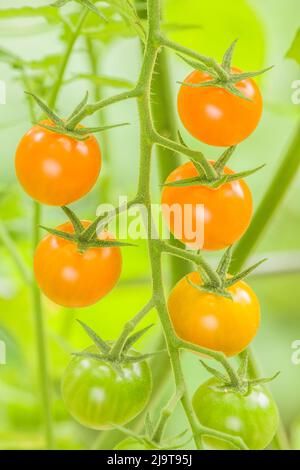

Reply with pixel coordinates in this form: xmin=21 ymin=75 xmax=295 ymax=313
xmin=34 ymin=221 xmax=122 ymax=308
xmin=178 ymin=68 xmax=263 ymax=147
xmin=62 ymin=346 xmax=152 ymax=430
xmin=15 ymin=121 xmax=101 ymax=206
xmin=168 ymin=272 xmax=260 ymax=357
xmin=161 ymin=161 xmax=253 ymax=251
xmin=192 ymin=378 xmax=279 ymax=450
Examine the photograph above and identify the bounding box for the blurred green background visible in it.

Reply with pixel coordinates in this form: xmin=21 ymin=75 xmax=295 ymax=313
xmin=0 ymin=0 xmax=300 ymax=450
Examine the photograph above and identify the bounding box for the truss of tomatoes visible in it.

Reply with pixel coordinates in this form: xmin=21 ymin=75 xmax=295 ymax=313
xmin=14 ymin=61 xmax=278 ymax=450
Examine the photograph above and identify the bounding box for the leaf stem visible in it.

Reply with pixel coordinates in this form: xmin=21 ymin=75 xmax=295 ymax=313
xmin=48 ymin=8 xmax=89 ymax=109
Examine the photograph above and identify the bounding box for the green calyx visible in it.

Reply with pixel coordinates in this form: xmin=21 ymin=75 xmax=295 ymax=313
xmin=26 ymin=91 xmax=129 ymax=140
xmin=74 ymin=319 xmax=165 ymax=370
xmin=163 ymin=142 xmax=265 ymax=189
xmin=189 ymin=246 xmax=267 ymax=300
xmin=178 ymin=39 xmax=273 ymax=101
xmin=201 ymin=352 xmax=280 ymax=395
xmin=40 ymin=206 xmax=134 ymax=253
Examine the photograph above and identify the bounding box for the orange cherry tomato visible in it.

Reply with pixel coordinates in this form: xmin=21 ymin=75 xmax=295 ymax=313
xmin=177 ymin=68 xmax=263 ymax=147
xmin=34 ymin=221 xmax=122 ymax=308
xmin=161 ymin=161 xmax=253 ymax=251
xmin=15 ymin=121 xmax=101 ymax=206
xmin=168 ymin=272 xmax=260 ymax=357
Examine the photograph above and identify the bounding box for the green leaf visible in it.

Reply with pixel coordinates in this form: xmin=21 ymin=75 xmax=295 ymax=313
xmin=162 ymin=176 xmax=204 ymax=188
xmin=221 ymin=164 xmax=266 ymax=183
xmin=200 ymin=360 xmax=229 ymax=382
xmin=248 ymin=371 xmax=280 ymax=387
xmin=214 ymin=146 xmax=236 ymax=173
xmin=124 ymin=350 xmax=166 ymax=363
xmin=66 ymin=91 xmax=89 ymax=123
xmin=237 ymin=351 xmax=249 ymax=380
xmin=186 ymin=277 xmax=233 ymax=300
xmin=61 ymin=206 xmax=84 ymax=234
xmin=230 ymin=66 xmax=273 ymax=83
xmin=0 ymin=6 xmax=60 ymax=23
xmin=52 ymin=0 xmax=70 ymax=6
xmin=25 ymin=92 xmax=64 ymax=126
xmin=76 ymin=320 xmax=110 ymax=354
xmin=74 ymin=122 xmax=130 ymax=135
xmin=177 ymin=130 xmax=188 ymax=147
xmin=216 ymin=246 xmax=233 ymax=279
xmin=176 ymin=54 xmax=217 ymax=77
xmin=286 ymin=29 xmax=300 ymax=66
xmin=72 ymin=351 xmax=107 ymax=361
xmin=109 ymin=0 xmax=146 ymax=42
xmin=222 ymin=39 xmax=238 ymax=71
xmin=123 ymin=324 xmax=154 ymax=352
xmin=225 ymin=258 xmax=268 ymax=287
xmin=161 ymin=22 xmax=202 ymax=33
xmin=39 ymin=226 xmax=76 ymax=242
xmin=226 ymin=83 xmax=252 ymax=101
xmin=67 ymin=73 xmax=134 ymax=89
xmin=0 ymin=47 xmax=22 ymax=68
xmin=87 ymin=240 xmax=136 ymax=248
xmin=77 ymin=0 xmax=108 ymax=22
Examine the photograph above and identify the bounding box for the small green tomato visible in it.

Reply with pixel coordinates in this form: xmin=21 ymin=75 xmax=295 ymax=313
xmin=62 ymin=346 xmax=152 ymax=430
xmin=192 ymin=378 xmax=279 ymax=450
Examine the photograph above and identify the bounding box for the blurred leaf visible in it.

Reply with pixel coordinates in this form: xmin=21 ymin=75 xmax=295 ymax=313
xmin=0 ymin=187 xmax=24 ymax=221
xmin=164 ymin=0 xmax=265 ymax=71
xmin=82 ymin=20 xmax=137 ymax=42
xmin=286 ymin=28 xmax=300 ymax=66
xmin=0 ymin=326 xmax=23 ymax=365
xmin=108 ymin=0 xmax=146 ymax=41
xmin=291 ymin=418 xmax=300 ymax=450
xmin=66 ymin=73 xmax=134 ymax=88
xmin=0 ymin=6 xmax=60 ymax=24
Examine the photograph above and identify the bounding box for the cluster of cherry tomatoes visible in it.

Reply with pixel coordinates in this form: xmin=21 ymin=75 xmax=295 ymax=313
xmin=15 ymin=121 xmax=122 ymax=308
xmin=14 ymin=67 xmax=278 ymax=450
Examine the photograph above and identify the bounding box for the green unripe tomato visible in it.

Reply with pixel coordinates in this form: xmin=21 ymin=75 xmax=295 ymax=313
xmin=62 ymin=346 xmax=152 ymax=430
xmin=114 ymin=437 xmax=158 ymax=450
xmin=192 ymin=378 xmax=279 ymax=450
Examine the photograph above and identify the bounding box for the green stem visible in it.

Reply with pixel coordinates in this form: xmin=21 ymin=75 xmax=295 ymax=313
xmin=152 ymin=389 xmax=183 ymax=443
xmin=0 ymin=222 xmax=31 ymax=284
xmin=85 ymin=37 xmax=111 ymax=202
xmin=161 ymin=241 xmax=222 ymax=286
xmin=160 ymin=36 xmax=227 ymax=82
xmin=134 ymin=0 xmax=246 ymax=449
xmin=109 ymin=299 xmax=154 ymax=360
xmin=31 ymin=202 xmax=54 ymax=449
xmin=48 ymin=8 xmax=89 ymax=109
xmin=151 ymin=51 xmax=191 ymax=280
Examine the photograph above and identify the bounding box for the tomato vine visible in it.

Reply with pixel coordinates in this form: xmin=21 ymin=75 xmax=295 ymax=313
xmin=0 ymin=0 xmax=291 ymax=451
